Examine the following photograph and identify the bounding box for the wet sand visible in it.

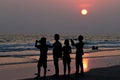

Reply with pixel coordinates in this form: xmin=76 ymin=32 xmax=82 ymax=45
xmin=0 ymin=50 xmax=120 ymax=80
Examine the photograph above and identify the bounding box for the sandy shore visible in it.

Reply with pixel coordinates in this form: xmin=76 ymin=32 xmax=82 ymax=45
xmin=0 ymin=50 xmax=120 ymax=80
xmin=0 ymin=49 xmax=120 ymax=65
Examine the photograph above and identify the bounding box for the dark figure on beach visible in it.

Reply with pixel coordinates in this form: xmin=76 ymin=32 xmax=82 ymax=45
xmin=92 ymin=46 xmax=98 ymax=50
xmin=62 ymin=39 xmax=71 ymax=76
xmin=35 ymin=37 xmax=48 ymax=78
xmin=52 ymin=34 xmax=62 ymax=76
xmin=71 ymin=35 xmax=84 ymax=75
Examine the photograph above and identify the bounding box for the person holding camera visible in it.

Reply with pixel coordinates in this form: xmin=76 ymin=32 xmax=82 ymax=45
xmin=35 ymin=37 xmax=49 ymax=78
xmin=71 ymin=35 xmax=84 ymax=76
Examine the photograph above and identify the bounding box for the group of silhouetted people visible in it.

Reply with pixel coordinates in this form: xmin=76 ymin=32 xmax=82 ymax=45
xmin=35 ymin=34 xmax=84 ymax=78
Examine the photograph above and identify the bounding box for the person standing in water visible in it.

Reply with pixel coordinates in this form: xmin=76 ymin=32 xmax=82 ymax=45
xmin=62 ymin=39 xmax=71 ymax=76
xmin=71 ymin=35 xmax=84 ymax=76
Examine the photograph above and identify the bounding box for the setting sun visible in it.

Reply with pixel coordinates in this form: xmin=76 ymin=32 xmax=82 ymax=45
xmin=81 ymin=9 xmax=88 ymax=16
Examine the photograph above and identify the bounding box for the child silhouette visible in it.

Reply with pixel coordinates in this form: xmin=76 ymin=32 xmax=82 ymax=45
xmin=35 ymin=37 xmax=48 ymax=78
xmin=62 ymin=39 xmax=71 ymax=76
xmin=52 ymin=34 xmax=62 ymax=76
xmin=71 ymin=35 xmax=84 ymax=76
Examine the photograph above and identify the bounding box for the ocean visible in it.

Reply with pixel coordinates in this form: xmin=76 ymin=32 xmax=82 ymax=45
xmin=0 ymin=33 xmax=120 ymax=52
xmin=0 ymin=33 xmax=120 ymax=65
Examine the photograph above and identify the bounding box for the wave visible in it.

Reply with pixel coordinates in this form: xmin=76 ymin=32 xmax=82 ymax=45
xmin=0 ymin=40 xmax=120 ymax=52
xmin=0 ymin=34 xmax=120 ymax=52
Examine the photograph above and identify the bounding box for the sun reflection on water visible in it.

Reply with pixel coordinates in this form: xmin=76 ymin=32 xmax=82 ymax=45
xmin=83 ymin=58 xmax=89 ymax=72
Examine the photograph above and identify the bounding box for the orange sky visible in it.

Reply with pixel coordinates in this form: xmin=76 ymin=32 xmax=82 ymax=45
xmin=0 ymin=0 xmax=120 ymax=34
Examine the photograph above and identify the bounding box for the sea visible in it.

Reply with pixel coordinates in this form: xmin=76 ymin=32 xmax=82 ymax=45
xmin=0 ymin=33 xmax=120 ymax=65
xmin=0 ymin=33 xmax=120 ymax=53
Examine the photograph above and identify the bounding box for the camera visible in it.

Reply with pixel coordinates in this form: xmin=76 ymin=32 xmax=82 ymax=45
xmin=36 ymin=40 xmax=40 ymax=43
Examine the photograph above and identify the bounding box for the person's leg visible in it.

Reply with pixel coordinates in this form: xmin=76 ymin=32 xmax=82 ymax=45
xmin=43 ymin=67 xmax=46 ymax=77
xmin=68 ymin=62 xmax=70 ymax=75
xmin=80 ymin=61 xmax=84 ymax=75
xmin=54 ymin=58 xmax=59 ymax=75
xmin=80 ymin=63 xmax=84 ymax=73
xmin=43 ymin=61 xmax=47 ymax=77
xmin=63 ymin=60 xmax=66 ymax=75
xmin=37 ymin=60 xmax=41 ymax=77
xmin=75 ymin=57 xmax=79 ymax=74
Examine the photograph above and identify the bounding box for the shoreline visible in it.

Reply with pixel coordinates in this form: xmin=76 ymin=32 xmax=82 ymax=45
xmin=0 ymin=51 xmax=120 ymax=80
xmin=0 ymin=49 xmax=120 ymax=66
xmin=0 ymin=47 xmax=120 ymax=57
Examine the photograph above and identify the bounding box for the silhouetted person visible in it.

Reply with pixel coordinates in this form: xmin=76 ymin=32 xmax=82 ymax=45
xmin=62 ymin=39 xmax=71 ymax=76
xmin=52 ymin=34 xmax=62 ymax=76
xmin=92 ymin=46 xmax=98 ymax=50
xmin=71 ymin=35 xmax=84 ymax=75
xmin=35 ymin=37 xmax=48 ymax=78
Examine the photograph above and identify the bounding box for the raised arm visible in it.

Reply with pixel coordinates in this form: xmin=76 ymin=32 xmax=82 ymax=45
xmin=69 ymin=47 xmax=72 ymax=53
xmin=35 ymin=40 xmax=40 ymax=48
xmin=47 ymin=41 xmax=53 ymax=48
xmin=35 ymin=40 xmax=37 ymax=47
xmin=70 ymin=39 xmax=75 ymax=46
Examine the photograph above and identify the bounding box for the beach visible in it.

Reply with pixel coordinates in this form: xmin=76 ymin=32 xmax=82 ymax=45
xmin=0 ymin=50 xmax=120 ymax=80
xmin=1 ymin=0 xmax=120 ymax=79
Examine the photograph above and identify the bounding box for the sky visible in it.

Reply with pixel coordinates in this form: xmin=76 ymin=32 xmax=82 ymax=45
xmin=0 ymin=0 xmax=120 ymax=34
